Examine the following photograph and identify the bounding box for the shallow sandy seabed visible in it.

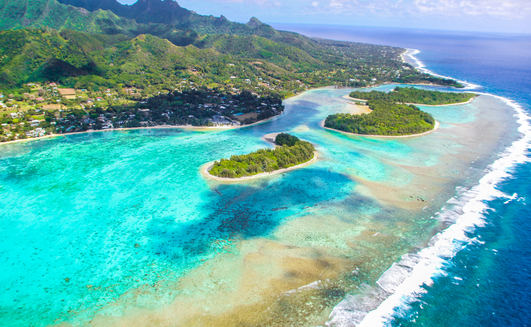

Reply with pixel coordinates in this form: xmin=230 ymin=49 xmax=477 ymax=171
xmin=55 ymin=93 xmax=520 ymax=327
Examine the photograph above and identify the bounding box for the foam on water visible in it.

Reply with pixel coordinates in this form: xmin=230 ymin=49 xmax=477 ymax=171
xmin=403 ymin=49 xmax=482 ymax=91
xmin=326 ymin=70 xmax=531 ymax=327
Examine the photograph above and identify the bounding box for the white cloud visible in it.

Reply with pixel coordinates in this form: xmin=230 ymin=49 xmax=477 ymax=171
xmin=298 ymin=0 xmax=530 ymax=19
xmin=174 ymin=0 xmax=531 ymax=33
xmin=329 ymin=1 xmax=343 ymax=9
xmin=411 ymin=0 xmax=531 ymax=18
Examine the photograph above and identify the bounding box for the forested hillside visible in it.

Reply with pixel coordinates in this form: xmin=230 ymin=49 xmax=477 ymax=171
xmin=0 ymin=0 xmax=137 ymax=35
xmin=0 ymin=0 xmax=464 ymax=142
xmin=0 ymin=0 xmax=462 ymax=93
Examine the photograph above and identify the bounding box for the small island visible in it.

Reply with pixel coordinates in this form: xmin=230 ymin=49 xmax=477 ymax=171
xmin=325 ymin=100 xmax=436 ymax=136
xmin=349 ymin=87 xmax=476 ymax=106
xmin=325 ymin=87 xmax=476 ymax=136
xmin=205 ymin=133 xmax=316 ymax=180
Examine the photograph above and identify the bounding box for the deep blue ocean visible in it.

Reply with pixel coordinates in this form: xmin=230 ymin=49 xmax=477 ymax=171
xmin=272 ymin=24 xmax=531 ymax=326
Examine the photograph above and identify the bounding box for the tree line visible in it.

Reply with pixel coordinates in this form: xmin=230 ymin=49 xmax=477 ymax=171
xmin=209 ymin=134 xmax=315 ymax=178
xmin=350 ymin=87 xmax=475 ymax=105
xmin=325 ymin=99 xmax=435 ymax=136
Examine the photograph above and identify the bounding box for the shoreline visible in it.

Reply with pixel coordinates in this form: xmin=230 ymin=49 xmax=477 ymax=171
xmin=0 ymin=113 xmax=281 ymax=147
xmin=261 ymin=132 xmax=281 ymax=146
xmin=201 ymin=151 xmax=318 ymax=183
xmin=0 ymin=80 xmax=474 ymax=148
xmin=2 ymin=86 xmax=464 ymax=148
xmin=321 ymin=119 xmax=440 ymax=138
xmin=402 ymin=48 xmax=481 ymax=90
xmin=353 ymin=98 xmax=529 ymax=327
xmin=333 ymin=48 xmax=527 ymax=327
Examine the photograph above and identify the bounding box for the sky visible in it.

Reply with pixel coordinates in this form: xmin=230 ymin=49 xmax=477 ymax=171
xmin=116 ymin=0 xmax=531 ymax=34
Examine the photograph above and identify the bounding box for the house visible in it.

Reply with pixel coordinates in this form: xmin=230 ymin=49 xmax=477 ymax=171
xmin=211 ymin=115 xmax=233 ymax=126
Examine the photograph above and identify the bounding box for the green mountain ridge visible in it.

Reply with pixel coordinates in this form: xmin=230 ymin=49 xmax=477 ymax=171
xmin=0 ymin=0 xmax=461 ymax=92
xmin=58 ymin=0 xmax=194 ymax=25
xmin=0 ymin=0 xmax=137 ymax=35
xmin=56 ymin=0 xmax=276 ymax=36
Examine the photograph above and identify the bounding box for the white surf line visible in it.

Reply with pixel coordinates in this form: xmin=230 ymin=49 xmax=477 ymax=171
xmin=326 ymin=94 xmax=531 ymax=327
xmin=403 ymin=49 xmax=482 ymax=91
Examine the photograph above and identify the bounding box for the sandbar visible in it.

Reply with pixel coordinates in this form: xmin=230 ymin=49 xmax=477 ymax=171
xmin=261 ymin=132 xmax=280 ymax=145
xmin=341 ymin=95 xmax=372 ymax=115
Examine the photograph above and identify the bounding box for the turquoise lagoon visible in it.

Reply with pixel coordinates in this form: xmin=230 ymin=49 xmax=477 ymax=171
xmin=0 ymin=86 xmax=519 ymax=326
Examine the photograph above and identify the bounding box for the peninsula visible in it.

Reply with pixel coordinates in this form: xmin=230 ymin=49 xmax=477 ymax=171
xmin=204 ymin=133 xmax=316 ymax=180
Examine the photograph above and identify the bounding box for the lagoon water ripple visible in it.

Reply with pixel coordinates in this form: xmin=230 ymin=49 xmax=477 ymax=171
xmin=0 ymin=85 xmax=520 ymax=325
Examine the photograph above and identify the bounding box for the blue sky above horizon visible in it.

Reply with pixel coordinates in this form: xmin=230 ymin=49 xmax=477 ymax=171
xmin=116 ymin=0 xmax=530 ymax=34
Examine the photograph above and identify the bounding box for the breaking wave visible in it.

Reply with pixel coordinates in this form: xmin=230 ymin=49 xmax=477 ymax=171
xmin=326 ymin=58 xmax=531 ymax=327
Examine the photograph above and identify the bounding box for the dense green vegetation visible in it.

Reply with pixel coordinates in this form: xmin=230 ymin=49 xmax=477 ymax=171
xmin=274 ymin=133 xmax=300 ymax=146
xmin=0 ymin=0 xmax=465 ymax=142
xmin=325 ymin=100 xmax=435 ymax=136
xmin=350 ymin=87 xmax=476 ymax=105
xmin=0 ymin=0 xmax=463 ymax=94
xmin=0 ymin=0 xmax=137 ymax=35
xmin=209 ymin=134 xmax=315 ymax=178
xmin=0 ymin=83 xmax=284 ymax=142
xmin=0 ymin=27 xmax=456 ymax=97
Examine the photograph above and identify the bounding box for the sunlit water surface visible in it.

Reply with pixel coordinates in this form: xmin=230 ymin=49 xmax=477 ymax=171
xmin=0 ymin=85 xmax=519 ymax=326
